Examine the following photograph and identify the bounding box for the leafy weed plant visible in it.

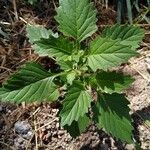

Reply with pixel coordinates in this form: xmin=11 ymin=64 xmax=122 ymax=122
xmin=0 ymin=0 xmax=144 ymax=143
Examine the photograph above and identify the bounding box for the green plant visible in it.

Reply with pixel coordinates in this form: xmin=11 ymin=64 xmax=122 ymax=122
xmin=0 ymin=0 xmax=144 ymax=143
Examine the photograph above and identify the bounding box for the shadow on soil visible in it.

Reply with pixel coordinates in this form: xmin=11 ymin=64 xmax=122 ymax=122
xmin=80 ymin=106 xmax=150 ymax=150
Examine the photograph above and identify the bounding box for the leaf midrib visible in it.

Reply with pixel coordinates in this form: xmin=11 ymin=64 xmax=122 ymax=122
xmin=37 ymin=43 xmax=72 ymax=56
xmin=0 ymin=72 xmax=67 ymax=94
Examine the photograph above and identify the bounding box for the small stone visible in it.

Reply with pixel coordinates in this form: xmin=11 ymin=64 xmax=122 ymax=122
xmin=14 ymin=121 xmax=31 ymax=134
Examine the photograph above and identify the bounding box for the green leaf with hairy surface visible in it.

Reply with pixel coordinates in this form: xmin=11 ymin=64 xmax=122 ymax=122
xmin=87 ymin=37 xmax=138 ymax=71
xmin=35 ymin=36 xmax=74 ymax=60
xmin=60 ymin=81 xmax=92 ymax=126
xmin=57 ymin=60 xmax=73 ymax=70
xmin=66 ymin=71 xmax=76 ymax=85
xmin=1 ymin=0 xmax=145 ymax=143
xmin=95 ymin=71 xmax=134 ymax=93
xmin=0 ymin=62 xmax=59 ymax=103
xmin=102 ymin=24 xmax=144 ymax=50
xmin=71 ymin=51 xmax=84 ymax=63
xmin=55 ymin=0 xmax=97 ymax=42
xmin=64 ymin=114 xmax=90 ymax=138
xmin=93 ymin=93 xmax=133 ymax=143
xmin=26 ymin=25 xmax=54 ymax=43
xmin=26 ymin=25 xmax=59 ymax=58
xmin=0 ymin=88 xmax=6 ymax=95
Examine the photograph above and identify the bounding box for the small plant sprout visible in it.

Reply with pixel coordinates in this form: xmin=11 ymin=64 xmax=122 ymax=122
xmin=0 ymin=0 xmax=144 ymax=143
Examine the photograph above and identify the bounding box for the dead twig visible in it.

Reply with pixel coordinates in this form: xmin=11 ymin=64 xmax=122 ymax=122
xmin=12 ymin=0 xmax=18 ymax=21
xmin=34 ymin=117 xmax=38 ymax=150
xmin=25 ymin=132 xmax=35 ymax=150
xmin=133 ymin=110 xmax=150 ymax=129
xmin=28 ymin=107 xmax=41 ymax=119
xmin=130 ymin=65 xmax=150 ymax=82
xmin=0 ymin=66 xmax=12 ymax=72
xmin=19 ymin=17 xmax=28 ymax=24
xmin=0 ymin=21 xmax=11 ymax=25
xmin=35 ymin=118 xmax=58 ymax=131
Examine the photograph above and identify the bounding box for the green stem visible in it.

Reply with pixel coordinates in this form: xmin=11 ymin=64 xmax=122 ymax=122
xmin=75 ymin=40 xmax=80 ymax=52
xmin=53 ymin=71 xmax=69 ymax=78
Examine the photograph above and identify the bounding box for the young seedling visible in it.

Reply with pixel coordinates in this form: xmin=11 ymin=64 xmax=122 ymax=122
xmin=0 ymin=0 xmax=144 ymax=143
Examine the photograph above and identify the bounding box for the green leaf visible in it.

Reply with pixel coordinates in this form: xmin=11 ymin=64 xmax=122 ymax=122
xmin=102 ymin=24 xmax=144 ymax=50
xmin=87 ymin=37 xmax=138 ymax=71
xmin=55 ymin=0 xmax=98 ymax=42
xmin=57 ymin=60 xmax=73 ymax=70
xmin=64 ymin=114 xmax=90 ymax=138
xmin=96 ymin=71 xmax=134 ymax=93
xmin=60 ymin=81 xmax=92 ymax=126
xmin=57 ymin=51 xmax=84 ymax=71
xmin=66 ymin=71 xmax=76 ymax=85
xmin=27 ymin=24 xmax=74 ymax=60
xmin=71 ymin=51 xmax=84 ymax=63
xmin=0 ymin=62 xmax=59 ymax=103
xmin=35 ymin=36 xmax=74 ymax=60
xmin=26 ymin=24 xmax=54 ymax=43
xmin=93 ymin=93 xmax=133 ymax=143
